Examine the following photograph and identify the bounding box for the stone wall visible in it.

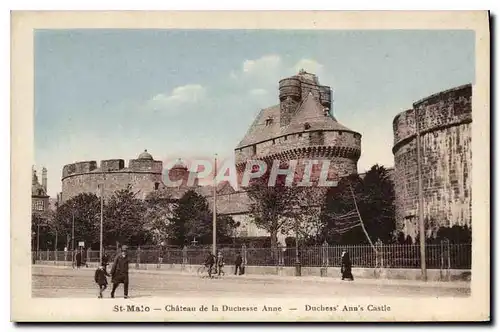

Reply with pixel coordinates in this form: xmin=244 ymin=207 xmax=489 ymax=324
xmin=392 ymin=84 xmax=472 ymax=240
xmin=61 ymin=169 xmax=163 ymax=202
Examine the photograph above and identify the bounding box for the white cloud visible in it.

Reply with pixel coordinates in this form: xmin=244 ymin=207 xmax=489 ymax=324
xmin=293 ymin=58 xmax=324 ymax=74
xmin=148 ymin=84 xmax=207 ymax=111
xmin=242 ymin=54 xmax=282 ymax=75
xmin=248 ymin=88 xmax=269 ymax=96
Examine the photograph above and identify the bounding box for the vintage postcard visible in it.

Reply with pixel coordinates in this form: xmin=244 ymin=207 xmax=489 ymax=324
xmin=11 ymin=11 xmax=490 ymax=322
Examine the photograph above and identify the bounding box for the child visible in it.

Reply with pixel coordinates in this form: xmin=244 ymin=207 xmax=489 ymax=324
xmin=94 ymin=263 xmax=110 ymax=298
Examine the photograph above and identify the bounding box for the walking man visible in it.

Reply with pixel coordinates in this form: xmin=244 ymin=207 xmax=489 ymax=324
xmin=234 ymin=253 xmax=243 ymax=275
xmin=110 ymin=245 xmax=130 ymax=298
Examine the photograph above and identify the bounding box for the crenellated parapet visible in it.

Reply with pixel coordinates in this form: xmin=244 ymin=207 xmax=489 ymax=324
xmin=61 ymin=149 xmax=164 ymax=202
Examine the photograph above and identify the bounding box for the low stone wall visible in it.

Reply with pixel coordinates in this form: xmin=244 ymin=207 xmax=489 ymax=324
xmin=34 ymin=260 xmax=471 ymax=282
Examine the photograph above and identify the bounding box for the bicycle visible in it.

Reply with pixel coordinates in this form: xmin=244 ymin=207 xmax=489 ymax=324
xmin=197 ymin=264 xmax=217 ymax=278
xmin=197 ymin=264 xmax=225 ymax=278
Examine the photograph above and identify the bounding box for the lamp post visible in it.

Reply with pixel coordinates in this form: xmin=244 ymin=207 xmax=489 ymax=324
xmin=415 ymin=106 xmax=427 ymax=281
xmin=99 ymin=183 xmax=104 ymax=264
xmin=71 ymin=212 xmax=75 ymax=268
xmin=212 ymin=154 xmax=217 ymax=256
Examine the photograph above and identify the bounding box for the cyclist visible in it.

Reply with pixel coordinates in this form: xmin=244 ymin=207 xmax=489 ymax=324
xmin=204 ymin=252 xmax=216 ymax=278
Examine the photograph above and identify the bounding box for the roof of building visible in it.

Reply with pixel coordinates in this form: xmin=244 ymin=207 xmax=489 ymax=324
xmin=171 ymin=158 xmax=188 ymax=170
xmin=236 ymin=92 xmax=357 ymax=149
xmin=236 ymin=105 xmax=281 ymax=148
xmin=281 ymin=92 xmax=355 ymax=136
xmin=138 ymin=149 xmax=154 ymax=160
xmin=32 ymin=170 xmax=49 ymax=197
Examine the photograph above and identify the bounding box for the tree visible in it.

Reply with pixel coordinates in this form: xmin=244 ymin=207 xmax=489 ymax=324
xmin=167 ymin=190 xmax=239 ymax=246
xmin=103 ymin=185 xmax=149 ymax=248
xmin=321 ymin=165 xmax=396 ymax=245
xmin=54 ymin=193 xmax=101 ymax=249
xmin=246 ymin=163 xmax=304 ymax=254
xmin=144 ymin=190 xmax=174 ymax=245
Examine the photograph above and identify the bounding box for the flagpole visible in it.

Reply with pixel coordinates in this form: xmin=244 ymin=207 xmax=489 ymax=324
xmin=212 ymin=154 xmax=217 ymax=256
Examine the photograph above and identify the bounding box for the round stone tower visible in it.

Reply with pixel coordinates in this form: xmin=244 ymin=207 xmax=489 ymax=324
xmin=61 ymin=149 xmax=163 ymax=202
xmin=392 ymin=84 xmax=472 ymax=240
xmin=235 ymin=70 xmax=361 ymax=183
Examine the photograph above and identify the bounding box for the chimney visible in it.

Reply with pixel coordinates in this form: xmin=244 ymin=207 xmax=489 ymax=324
xmin=42 ymin=167 xmax=47 ymax=192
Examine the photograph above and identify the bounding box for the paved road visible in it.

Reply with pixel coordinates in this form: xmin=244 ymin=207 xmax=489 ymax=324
xmin=32 ymin=266 xmax=470 ymax=298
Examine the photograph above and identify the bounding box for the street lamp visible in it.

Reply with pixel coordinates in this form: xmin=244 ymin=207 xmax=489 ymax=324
xmin=99 ymin=183 xmax=104 ymax=264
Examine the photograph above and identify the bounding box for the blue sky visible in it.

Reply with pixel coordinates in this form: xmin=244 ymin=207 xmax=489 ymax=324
xmin=34 ymin=29 xmax=475 ymax=196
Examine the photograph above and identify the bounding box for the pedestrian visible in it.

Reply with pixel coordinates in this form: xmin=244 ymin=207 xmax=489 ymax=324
xmin=204 ymin=252 xmax=215 ymax=278
xmin=110 ymin=245 xmax=130 ymax=299
xmin=216 ymin=251 xmax=225 ymax=276
xmin=234 ymin=253 xmax=243 ymax=275
xmin=341 ymin=250 xmax=354 ymax=281
xmin=82 ymin=248 xmax=88 ymax=268
xmin=94 ymin=262 xmax=110 ymax=298
xmin=75 ymin=250 xmax=82 ymax=269
xmin=101 ymin=251 xmax=109 ymax=273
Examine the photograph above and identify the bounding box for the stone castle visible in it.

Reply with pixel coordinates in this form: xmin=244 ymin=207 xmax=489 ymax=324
xmin=61 ymin=150 xmax=199 ymax=202
xmin=58 ymin=70 xmax=472 ymax=243
xmin=392 ymin=84 xmax=472 ymax=240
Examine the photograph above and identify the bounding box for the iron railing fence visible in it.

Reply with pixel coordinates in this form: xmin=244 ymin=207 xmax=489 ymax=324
xmin=33 ymin=244 xmax=471 ymax=269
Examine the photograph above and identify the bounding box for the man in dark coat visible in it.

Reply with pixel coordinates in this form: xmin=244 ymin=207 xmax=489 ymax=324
xmin=110 ymin=245 xmax=130 ymax=298
xmin=341 ymin=250 xmax=354 ymax=281
xmin=234 ymin=254 xmax=243 ymax=275
xmin=75 ymin=250 xmax=82 ymax=268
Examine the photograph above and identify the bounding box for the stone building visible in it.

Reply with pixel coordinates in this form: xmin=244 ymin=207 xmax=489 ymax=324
xmin=32 ymin=166 xmax=50 ymax=217
xmin=61 ymin=150 xmax=198 ymax=203
xmin=392 ymin=84 xmax=472 ymax=241
xmin=204 ymin=70 xmax=362 ymax=240
xmin=59 ymin=71 xmax=363 ymax=243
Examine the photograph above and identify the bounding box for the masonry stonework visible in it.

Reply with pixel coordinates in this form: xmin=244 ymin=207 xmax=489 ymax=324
xmin=212 ymin=70 xmax=362 ymax=240
xmin=61 ymin=150 xmax=197 ymax=202
xmin=392 ymin=84 xmax=472 ymax=241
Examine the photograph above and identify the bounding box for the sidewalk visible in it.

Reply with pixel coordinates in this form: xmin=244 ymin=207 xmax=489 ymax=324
xmin=33 ymin=264 xmax=470 ymax=289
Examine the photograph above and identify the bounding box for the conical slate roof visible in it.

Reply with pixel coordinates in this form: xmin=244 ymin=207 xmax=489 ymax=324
xmin=281 ymin=92 xmax=356 ymax=136
xmin=236 ymin=92 xmax=357 ymax=149
xmin=236 ymin=105 xmax=281 ymax=148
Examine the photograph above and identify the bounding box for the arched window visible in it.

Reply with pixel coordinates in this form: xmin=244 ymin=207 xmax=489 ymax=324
xmin=154 ymin=182 xmax=160 ymax=190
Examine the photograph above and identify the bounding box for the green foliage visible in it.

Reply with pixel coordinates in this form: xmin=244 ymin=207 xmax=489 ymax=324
xmin=54 ymin=193 xmax=101 ymax=248
xmin=321 ymin=164 xmax=396 ymax=245
xmin=167 ymin=190 xmax=239 ymax=246
xmin=246 ymin=166 xmax=305 ymax=250
xmin=103 ymin=185 xmax=150 ymax=248
xmin=144 ymin=190 xmax=174 ymax=245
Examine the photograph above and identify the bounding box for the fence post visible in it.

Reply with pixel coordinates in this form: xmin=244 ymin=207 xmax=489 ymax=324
xmin=320 ymin=241 xmax=328 ymax=277
xmin=136 ymin=247 xmax=141 ymax=269
xmin=241 ymin=244 xmax=247 ymax=267
xmin=46 ymin=248 xmax=49 ymax=262
xmin=440 ymin=238 xmax=450 ymax=281
xmin=182 ymin=246 xmax=188 ymax=265
xmin=374 ymin=239 xmax=383 ymax=278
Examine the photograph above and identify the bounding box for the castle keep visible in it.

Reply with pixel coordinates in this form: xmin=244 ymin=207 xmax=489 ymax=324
xmin=205 ymin=70 xmax=362 ymax=238
xmin=235 ymin=70 xmax=361 ymax=178
xmin=392 ymin=84 xmax=472 ymax=240
xmin=61 ymin=150 xmax=197 ymax=202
